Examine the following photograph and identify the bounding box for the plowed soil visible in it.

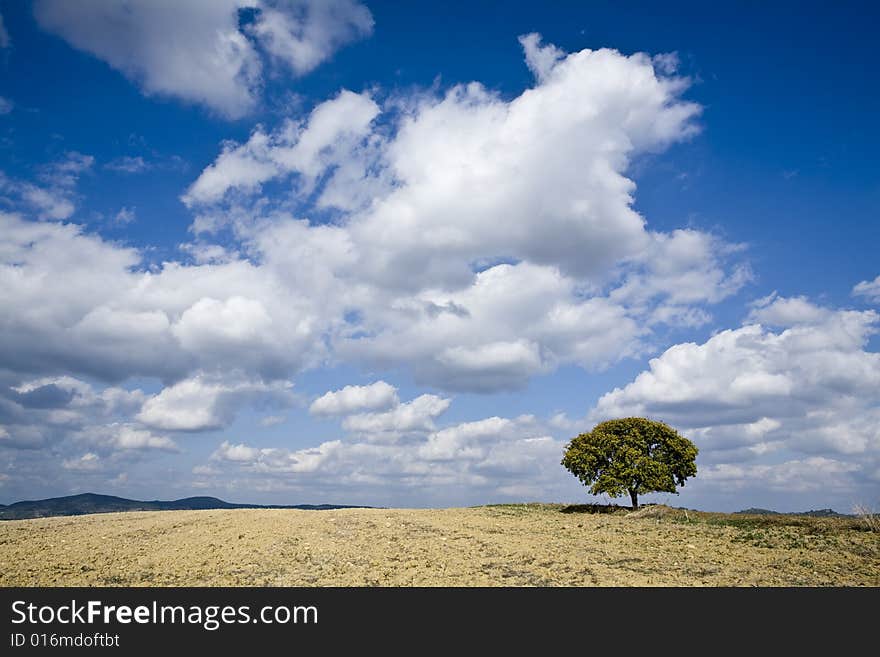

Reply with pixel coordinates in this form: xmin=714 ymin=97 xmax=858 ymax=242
xmin=1 ymin=504 xmax=877 ymax=586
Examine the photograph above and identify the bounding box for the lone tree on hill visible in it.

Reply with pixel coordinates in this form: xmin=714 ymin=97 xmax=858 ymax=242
xmin=561 ymin=417 xmax=698 ymax=510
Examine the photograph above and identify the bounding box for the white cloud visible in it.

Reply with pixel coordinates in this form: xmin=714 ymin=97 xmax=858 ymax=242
xmin=309 ymin=381 xmax=399 ymax=416
xmin=10 ymin=376 xmax=146 ymax=417
xmin=137 ymin=375 xmax=295 ymax=431
xmin=200 ymin=408 xmax=570 ymax=504
xmin=342 ymin=394 xmax=451 ymax=439
xmin=172 ymin=296 xmax=273 ymax=349
xmin=77 ymin=423 xmax=178 ymax=452
xmin=343 ymin=262 xmax=645 ymax=391
xmin=418 ymin=416 xmax=521 ymax=461
xmin=592 ymin=297 xmax=880 ymax=464
xmin=611 ymin=230 xmax=751 ymax=325
xmin=213 ymin=438 xmax=344 ymax=474
xmin=183 ymin=89 xmax=380 ymax=205
xmin=0 ymin=211 xmax=331 ymax=383
xmin=35 ymin=0 xmax=260 ymax=118
xmin=0 ymin=374 xmax=181 ymax=475
xmin=213 ymin=440 xmax=264 ymax=463
xmin=106 ymin=156 xmax=149 ymax=174
xmin=699 ymin=458 xmax=861 ymax=494
xmin=652 ymin=52 xmax=680 ymax=75
xmin=183 ymin=130 xmax=281 ymax=206
xmin=0 ymin=37 xmax=746 ymax=410
xmin=0 ymin=97 xmax=12 ymax=115
xmin=0 ymin=35 xmax=755 ymax=499
xmin=853 ymin=274 xmax=880 ymax=303
xmin=259 ymin=414 xmax=286 ymax=427
xmin=247 ymin=0 xmax=373 ymax=75
xmin=188 ymin=39 xmax=704 ymax=282
xmin=62 ymin=452 xmax=102 ymax=472
xmin=518 ymin=33 xmax=565 ymax=82
xmin=748 ymin=292 xmax=830 ymax=325
xmin=113 ymin=207 xmax=136 ymax=225
xmin=111 ymin=425 xmax=176 ymax=451
xmin=43 ymin=151 xmax=95 ymax=187
xmin=345 ymin=51 xmax=701 ymax=288
xmin=179 ymin=36 xmax=744 ymax=392
xmin=34 ymin=0 xmax=372 ymax=119
xmin=0 ymin=424 xmax=47 ymax=450
xmin=0 ymin=152 xmax=93 ymax=220
xmin=18 ymin=184 xmax=75 ymax=220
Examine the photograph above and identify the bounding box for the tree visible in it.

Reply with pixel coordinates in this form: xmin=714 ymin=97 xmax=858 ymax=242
xmin=561 ymin=417 xmax=698 ymax=510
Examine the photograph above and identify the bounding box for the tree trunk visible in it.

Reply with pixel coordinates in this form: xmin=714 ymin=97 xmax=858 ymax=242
xmin=629 ymin=490 xmax=638 ymax=510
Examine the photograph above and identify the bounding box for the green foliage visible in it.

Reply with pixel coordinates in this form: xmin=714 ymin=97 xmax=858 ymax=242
xmin=561 ymin=417 xmax=698 ymax=509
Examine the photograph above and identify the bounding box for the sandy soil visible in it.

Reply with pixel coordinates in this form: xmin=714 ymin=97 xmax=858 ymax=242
xmin=1 ymin=505 xmax=877 ymax=586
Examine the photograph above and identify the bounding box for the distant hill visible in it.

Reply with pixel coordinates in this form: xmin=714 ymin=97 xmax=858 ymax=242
xmin=0 ymin=493 xmax=367 ymax=520
xmin=735 ymin=507 xmax=849 ymax=518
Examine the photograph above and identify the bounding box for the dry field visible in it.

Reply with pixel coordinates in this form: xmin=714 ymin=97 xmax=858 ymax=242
xmin=0 ymin=504 xmax=877 ymax=586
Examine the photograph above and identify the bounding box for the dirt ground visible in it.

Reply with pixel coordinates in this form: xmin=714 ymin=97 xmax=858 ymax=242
xmin=0 ymin=504 xmax=877 ymax=586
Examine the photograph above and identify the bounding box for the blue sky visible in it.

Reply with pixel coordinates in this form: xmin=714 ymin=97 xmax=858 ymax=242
xmin=0 ymin=1 xmax=877 ymax=512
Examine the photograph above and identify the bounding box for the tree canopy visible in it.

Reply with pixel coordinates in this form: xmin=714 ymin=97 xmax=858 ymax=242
xmin=561 ymin=417 xmax=698 ymax=510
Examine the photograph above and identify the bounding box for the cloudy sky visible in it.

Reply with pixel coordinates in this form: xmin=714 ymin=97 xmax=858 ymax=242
xmin=0 ymin=1 xmax=877 ymax=512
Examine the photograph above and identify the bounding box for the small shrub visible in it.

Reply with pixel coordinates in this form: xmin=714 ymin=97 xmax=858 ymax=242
xmin=853 ymin=504 xmax=878 ymax=532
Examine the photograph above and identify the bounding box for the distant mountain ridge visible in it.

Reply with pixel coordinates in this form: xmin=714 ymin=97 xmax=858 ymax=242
xmin=0 ymin=493 xmax=368 ymax=520
xmin=734 ymin=507 xmax=849 ymax=518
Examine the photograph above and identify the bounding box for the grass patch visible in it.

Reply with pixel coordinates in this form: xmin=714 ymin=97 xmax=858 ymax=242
xmin=853 ymin=504 xmax=878 ymax=533
xmin=480 ymin=503 xmax=560 ymax=516
xmin=560 ymin=503 xmax=630 ymax=515
xmin=618 ymin=506 xmax=878 ymax=554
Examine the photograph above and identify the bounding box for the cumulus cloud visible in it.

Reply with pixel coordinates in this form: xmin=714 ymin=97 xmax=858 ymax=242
xmin=247 ymin=0 xmax=373 ymax=75
xmin=518 ymin=33 xmax=565 ymax=82
xmin=747 ymin=292 xmax=830 ymax=325
xmin=187 ymin=39 xmax=704 ymax=281
xmin=212 ymin=438 xmax=342 ymax=473
xmin=611 ymin=230 xmax=752 ymax=326
xmin=0 ymin=211 xmax=335 ymax=384
xmin=652 ymin=52 xmax=680 ymax=75
xmin=699 ymin=458 xmax=861 ymax=494
xmin=341 ymin=394 xmax=451 ymax=439
xmin=0 ymin=97 xmax=12 ymax=115
xmin=10 ymin=376 xmax=146 ymax=416
xmin=62 ymin=452 xmax=103 ymax=472
xmin=337 ymin=44 xmax=702 ymax=289
xmin=76 ymin=424 xmax=178 ymax=452
xmin=591 ymin=296 xmax=880 ymax=498
xmin=179 ymin=36 xmax=747 ymax=389
xmin=309 ymin=381 xmax=399 ymax=416
xmin=182 ymin=89 xmax=380 ymax=205
xmin=0 ymin=36 xmax=760 ymax=503
xmin=34 ymin=0 xmax=372 ymax=118
xmin=853 ymin=275 xmax=880 ymax=303
xmin=0 ymin=374 xmax=163 ymax=457
xmin=418 ymin=416 xmax=524 ymax=461
xmin=199 ymin=409 xmax=570 ymax=505
xmin=0 ymin=36 xmax=749 ymax=446
xmin=343 ymin=262 xmax=645 ymax=391
xmin=137 ymin=375 xmax=295 ymax=431
xmin=0 ymin=152 xmax=93 ymax=220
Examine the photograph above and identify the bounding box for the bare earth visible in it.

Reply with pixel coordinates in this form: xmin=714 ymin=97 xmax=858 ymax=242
xmin=1 ymin=504 xmax=877 ymax=586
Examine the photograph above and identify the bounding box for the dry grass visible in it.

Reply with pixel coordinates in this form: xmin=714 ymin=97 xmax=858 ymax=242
xmin=853 ymin=504 xmax=879 ymax=533
xmin=1 ymin=504 xmax=877 ymax=587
